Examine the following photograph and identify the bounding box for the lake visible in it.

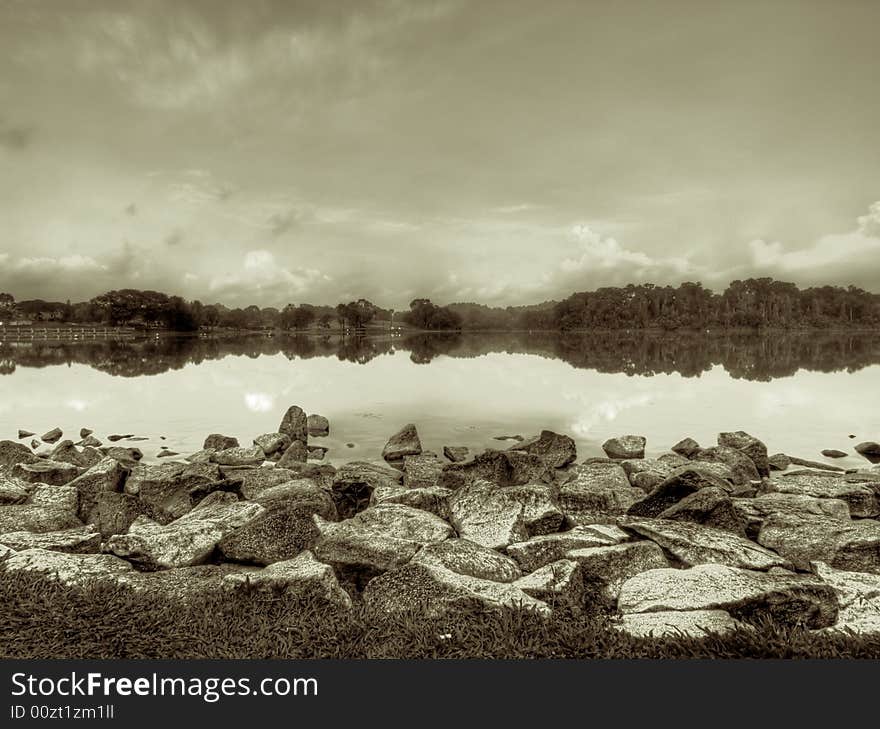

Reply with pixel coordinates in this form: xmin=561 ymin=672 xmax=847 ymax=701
xmin=1 ymin=330 xmax=878 ymax=469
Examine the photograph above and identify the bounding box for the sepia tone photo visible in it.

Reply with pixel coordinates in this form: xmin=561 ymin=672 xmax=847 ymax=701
xmin=1 ymin=0 xmax=879 ymax=661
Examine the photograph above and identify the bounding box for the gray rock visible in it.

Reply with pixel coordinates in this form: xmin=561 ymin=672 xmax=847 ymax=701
xmin=412 ymin=538 xmax=522 ymax=582
xmin=768 ymin=453 xmax=791 ymax=471
xmin=210 ymin=446 xmax=265 ymax=467
xmin=438 ymin=449 xmax=554 ymax=491
xmin=203 ymin=434 xmax=240 ymax=451
xmin=731 ymin=492 xmax=851 ymax=540
xmin=627 ymin=466 xmax=735 ymax=518
xmin=253 ymin=432 xmax=291 ymax=457
xmin=513 ymin=559 xmax=584 ymax=607
xmin=787 ymin=456 xmax=845 ymax=473
xmin=506 ymin=525 xmax=628 ymax=573
xmin=618 ymin=610 xmax=746 ymax=638
xmin=508 ymin=430 xmax=577 ymax=468
xmin=67 ymin=456 xmax=128 ymax=523
xmin=306 ymin=445 xmax=328 ymax=460
xmin=306 ymin=414 xmax=330 ymax=436
xmin=403 ymin=453 xmax=445 ymax=488
xmin=221 ymin=466 xmax=299 ymax=500
xmin=369 ymin=483 xmax=452 ymax=519
xmin=718 ymin=431 xmax=769 ymax=476
xmin=671 ymin=438 xmax=701 ymax=459
xmin=2 ymin=547 xmax=134 ymax=587
xmin=79 ymin=428 xmax=93 ymax=439
xmin=602 ymin=435 xmax=646 ymax=460
xmin=693 ymin=446 xmax=760 ymax=485
xmin=279 ymin=405 xmax=308 ymax=443
xmin=41 ymin=427 xmax=63 ymax=444
xmin=762 ymin=471 xmax=880 ymax=518
xmin=11 ymin=459 xmax=80 ymax=486
xmin=0 ymin=473 xmax=31 ymax=505
xmin=101 ymin=447 xmax=143 ymax=466
xmin=78 ymin=435 xmax=102 ymax=448
xmin=0 ymin=440 xmax=37 ymax=469
xmin=566 ymin=541 xmax=669 ymax=603
xmin=0 ymin=484 xmax=81 ymax=533
xmin=0 ymin=525 xmax=101 ymax=554
xmin=124 ymin=461 xmax=223 ymax=523
xmin=276 ymin=440 xmax=308 ymax=467
xmin=657 ymin=487 xmax=747 ymax=535
xmin=443 ymin=446 xmax=470 ymax=463
xmin=822 ymin=450 xmax=848 ymax=459
xmin=18 ymin=429 xmax=35 ymax=439
xmin=92 ymin=491 xmax=145 ymax=539
xmin=447 ymin=479 xmax=528 ymax=550
xmin=812 ymin=561 xmax=880 ymax=635
xmin=382 ymin=423 xmax=422 ymax=462
xmin=331 ymin=461 xmax=402 ymax=518
xmin=855 ymin=441 xmax=880 ymax=461
xmin=48 ymin=440 xmax=93 ymax=469
xmin=559 ymin=461 xmax=643 ymax=525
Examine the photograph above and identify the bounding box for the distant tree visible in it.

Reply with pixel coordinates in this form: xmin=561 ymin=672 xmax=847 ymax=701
xmin=403 ymin=298 xmax=462 ymax=330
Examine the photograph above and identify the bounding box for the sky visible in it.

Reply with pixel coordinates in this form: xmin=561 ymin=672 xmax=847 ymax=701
xmin=1 ymin=0 xmax=879 ymax=308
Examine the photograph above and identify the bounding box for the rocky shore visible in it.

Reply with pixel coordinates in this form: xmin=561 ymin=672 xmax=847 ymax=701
xmin=2 ymin=409 xmax=880 ymax=642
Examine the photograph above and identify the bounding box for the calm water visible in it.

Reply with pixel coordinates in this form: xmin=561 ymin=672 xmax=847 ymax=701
xmin=1 ymin=331 xmax=878 ymax=469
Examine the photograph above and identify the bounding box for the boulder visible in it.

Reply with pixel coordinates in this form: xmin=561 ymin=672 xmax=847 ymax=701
xmin=671 ymin=438 xmax=701 ymax=459
xmin=602 ymin=435 xmax=646 ymax=460
xmin=18 ymin=429 xmax=35 ymax=439
xmin=92 ymin=491 xmax=145 ymax=539
xmin=222 ymin=466 xmax=299 ymax=500
xmin=438 ymin=449 xmax=554 ymax=491
xmin=41 ymin=427 xmax=63 ymax=444
xmin=307 ymin=414 xmax=330 ymax=436
xmin=693 ymin=446 xmax=760 ymax=485
xmin=618 ymin=610 xmax=746 ymax=639
xmin=0 ymin=440 xmax=38 ymax=469
xmin=203 ymin=434 xmax=240 ymax=451
xmin=447 ymin=479 xmax=528 ymax=550
xmin=855 ymin=441 xmax=880 ymax=463
xmin=443 ymin=446 xmax=470 ymax=463
xmin=626 ymin=467 xmax=735 ymax=518
xmin=279 ymin=405 xmax=308 ymax=442
xmin=558 ymin=462 xmax=643 ymax=525
xmin=11 ymin=459 xmax=80 ymax=486
xmin=67 ymin=456 xmax=128 ymax=523
xmin=565 ymin=541 xmax=669 ymax=603
xmin=513 ymin=559 xmax=584 ymax=607
xmin=369 ymin=483 xmax=451 ymax=519
xmin=506 ymin=525 xmax=628 ymax=573
xmin=0 ymin=525 xmax=101 ymax=554
xmin=0 ymin=473 xmax=30 ymax=505
xmin=0 ymin=484 xmax=81 ymax=533
xmin=382 ymin=424 xmax=422 ymax=462
xmin=619 ymin=517 xmax=785 ymax=570
xmin=276 ymin=440 xmax=308 ymax=467
xmin=253 ymin=432 xmax=291 ymax=457
xmin=617 ymin=563 xmax=838 ymax=629
xmin=363 ymin=562 xmax=550 ymax=619
xmin=411 ymin=538 xmax=522 ymax=582
xmin=222 ymin=551 xmax=351 ymax=610
xmin=822 ymin=450 xmax=848 ymax=459
xmin=762 ymin=471 xmax=880 ymax=518
xmin=47 ymin=440 xmax=94 ymax=468
xmin=812 ymin=562 xmax=880 ymax=635
xmin=1 ymin=547 xmax=134 ymax=587
xmin=656 ymin=487 xmax=747 ymax=535
xmin=620 ymin=457 xmax=683 ymax=492
xmin=731 ymin=493 xmax=851 ymax=540
xmin=79 ymin=428 xmax=93 ymax=439
xmin=718 ymin=431 xmax=770 ymax=476
xmin=403 ymin=453 xmax=445 ymax=488
xmin=508 ymin=430 xmax=577 ymax=468
xmin=101 ymin=447 xmax=143 ymax=466
xmin=331 ymin=461 xmax=402 ymax=518
xmin=768 ymin=453 xmax=791 ymax=471
xmin=78 ymin=435 xmax=103 ymax=449
xmin=124 ymin=461 xmax=224 ymax=523
xmin=210 ymin=446 xmax=265 ymax=467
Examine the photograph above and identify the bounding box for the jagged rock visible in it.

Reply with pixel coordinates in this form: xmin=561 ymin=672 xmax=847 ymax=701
xmin=559 ymin=461 xmax=643 ymax=525
xmin=67 ymin=456 xmax=128 ymax=522
xmin=41 ymin=427 xmax=63 ymax=444
xmin=363 ymin=563 xmax=550 ymax=619
xmin=0 ymin=484 xmax=81 ymax=533
xmin=626 ymin=467 xmax=735 ymax=518
xmin=185 ymin=449 xmax=215 ymax=464
xmin=101 ymin=447 xmax=143 ymax=466
xmin=307 ymin=414 xmax=330 ymax=436
xmin=822 ymin=450 xmax=848 ymax=459
xmin=447 ymin=479 xmax=528 ymax=549
xmin=506 ymin=525 xmax=628 ymax=573
xmin=855 ymin=441 xmax=880 ymax=462
xmin=0 ymin=473 xmax=30 ymax=505
xmin=312 ymin=503 xmax=453 ymax=574
xmin=2 ymin=547 xmax=134 ymax=587
xmin=221 ymin=466 xmax=299 ymax=500
xmin=508 ymin=430 xmax=577 ymax=468
xmin=502 ymin=482 xmax=563 ymax=535
xmin=617 ymin=563 xmax=838 ymax=629
xmin=92 ymin=491 xmax=145 ymax=539
xmin=124 ymin=461 xmax=223 ymax=523
xmin=757 ymin=512 xmax=880 ymax=573
xmin=514 ymin=559 xmax=584 ymax=607
xmin=46 ymin=440 xmax=91 ymax=468
xmin=618 ymin=610 xmax=746 ymax=638
xmin=768 ymin=453 xmax=791 ymax=471
xmin=443 ymin=446 xmax=469 ymax=463
xmin=621 ymin=455 xmax=689 ymax=492
xmin=718 ymin=431 xmax=769 ymax=476
xmin=11 ymin=459 xmax=80 ymax=486
xmin=382 ymin=424 xmax=422 ymax=462
xmin=279 ymin=406 xmax=308 ymax=442
xmin=787 ymin=456 xmax=844 ymax=473
xmin=412 ymin=538 xmax=522 ymax=582
xmin=203 ymin=434 xmax=240 ymax=451
xmin=249 ymin=433 xmax=288 ymax=458
xmin=331 ymin=461 xmax=402 ymax=518
xmin=566 ymin=541 xmax=669 ymax=603
xmin=693 ymin=446 xmax=759 ymax=485
xmin=0 ymin=440 xmax=37 ymax=469
xmin=812 ymin=562 xmax=880 ymax=634
xmin=78 ymin=435 xmax=102 ymax=448
xmin=369 ymin=483 xmax=451 ymax=519
xmin=105 ymin=492 xmax=265 ymax=570
xmin=657 ymin=487 xmax=747 ymax=535
xmin=438 ymin=449 xmax=554 ymax=491
xmin=403 ymin=453 xmax=445 ymax=488
xmin=18 ymin=429 xmax=35 ymax=439
xmin=620 ymin=517 xmax=785 ymax=570
xmin=223 ymin=551 xmax=351 ymax=610
xmin=602 ymin=435 xmax=646 ymax=460
xmin=671 ymin=438 xmax=701 ymax=459
xmin=210 ymin=446 xmax=265 ymax=467
xmin=762 ymin=471 xmax=880 ymax=518
xmin=276 ymin=440 xmax=308 ymax=467
xmin=731 ymin=493 xmax=851 ymax=540
xmin=0 ymin=525 xmax=101 ymax=554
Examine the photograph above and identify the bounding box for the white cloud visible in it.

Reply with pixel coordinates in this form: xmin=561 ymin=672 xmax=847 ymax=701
xmin=210 ymin=250 xmax=329 ymax=298
xmin=244 ymin=392 xmax=274 ymax=413
xmin=10 ymin=255 xmax=107 ymax=273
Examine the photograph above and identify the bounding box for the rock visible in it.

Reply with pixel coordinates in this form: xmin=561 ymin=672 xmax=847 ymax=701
xmin=0 ymin=525 xmax=101 ymax=554
xmin=210 ymin=446 xmax=265 ymax=467
xmin=443 ymin=446 xmax=469 ymax=463
xmin=331 ymin=461 xmax=402 ymax=518
xmin=67 ymin=456 xmax=128 ymax=523
xmin=203 ymin=434 xmax=240 ymax=451
xmin=0 ymin=473 xmax=31 ymax=505
xmin=447 ymin=479 xmax=528 ymax=550
xmin=0 ymin=484 xmax=81 ymax=533
xmin=618 ymin=610 xmax=746 ymax=639
xmin=558 ymin=462 xmax=643 ymax=525
xmin=18 ymin=429 xmax=35 ymax=439
xmin=253 ymin=432 xmax=291 ymax=457
xmin=812 ymin=562 xmax=880 ymax=635
xmin=307 ymin=414 xmax=330 ymax=436
xmin=566 ymin=541 xmax=669 ymax=603
xmin=369 ymin=483 xmax=452 ymax=519
xmin=626 ymin=467 xmax=735 ymax=518
xmin=30 ymin=439 xmax=39 ymax=449
xmin=506 ymin=525 xmax=628 ymax=573
xmin=620 ymin=517 xmax=785 ymax=570
xmin=508 ymin=430 xmax=577 ymax=468
xmin=79 ymin=428 xmax=93 ymax=439
xmin=363 ymin=563 xmax=550 ymax=619
xmin=438 ymin=449 xmax=554 ymax=491
xmin=617 ymin=563 xmax=838 ymax=629
xmin=78 ymin=435 xmax=102 ymax=448
xmin=276 ymin=440 xmax=308 ymax=468
xmin=514 ymin=559 xmax=584 ymax=607
xmin=622 ymin=456 xmax=690 ymax=492
xmin=768 ymin=453 xmax=791 ymax=471
xmin=731 ymin=493 xmax=851 ymax=540
xmin=157 ymin=450 xmax=178 ymax=458
xmin=787 ymin=456 xmax=845 ymax=473
xmin=279 ymin=406 xmax=308 ymax=443
xmin=41 ymin=427 xmax=63 ymax=444
xmin=124 ymin=461 xmax=223 ymax=523
xmin=762 ymin=471 xmax=880 ymax=518
xmin=656 ymin=487 xmax=747 ymax=535
xmin=671 ymin=438 xmax=701 ymax=459
xmin=822 ymin=450 xmax=848 ymax=459
xmin=382 ymin=423 xmax=422 ymax=462
xmin=92 ymin=491 xmax=145 ymax=539
xmin=11 ymin=459 xmax=80 ymax=486
xmin=223 ymin=551 xmax=351 ymax=610
xmin=0 ymin=440 xmax=37 ymax=469
xmin=757 ymin=513 xmax=880 ymax=573
xmin=185 ymin=449 xmax=215 ymax=463
xmin=503 ymin=482 xmax=563 ymax=535
xmin=602 ymin=435 xmax=646 ymax=460
xmin=855 ymin=442 xmax=880 ymax=463
xmin=2 ymin=547 xmax=134 ymax=587
xmin=412 ymin=538 xmax=522 ymax=582
xmin=718 ymin=431 xmax=769 ymax=476
xmin=215 ymin=466 xmax=295 ymax=501
xmin=693 ymin=446 xmax=760 ymax=485
xmin=105 ymin=492 xmax=265 ymax=570
xmin=403 ymin=453 xmax=445 ymax=488
xmin=107 ymin=434 xmax=134 ymax=442
xmin=101 ymin=447 xmax=143 ymax=466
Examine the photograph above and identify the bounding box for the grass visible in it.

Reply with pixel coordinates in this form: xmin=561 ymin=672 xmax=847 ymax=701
xmin=2 ymin=572 xmax=880 ymax=659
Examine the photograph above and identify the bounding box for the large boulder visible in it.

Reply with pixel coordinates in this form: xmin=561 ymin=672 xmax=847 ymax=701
xmin=501 ymin=482 xmax=564 ymax=536
xmin=855 ymin=441 xmax=880 ymax=462
xmin=92 ymin=491 xmax=145 ymax=539
xmin=731 ymin=493 xmax=851 ymax=540
xmin=331 ymin=461 xmax=402 ymax=518
xmin=565 ymin=541 xmax=669 ymax=603
xmin=203 ymin=434 xmax=240 ymax=451
xmin=48 ymin=440 xmax=95 ymax=469
xmin=369 ymin=483 xmax=452 ymax=519
xmin=762 ymin=471 xmax=880 ymax=518
xmin=505 ymin=525 xmax=628 ymax=573
xmin=2 ymin=547 xmax=134 ymax=587
xmin=403 ymin=453 xmax=445 ymax=488
xmin=602 ymin=435 xmax=646 ymax=460
xmin=692 ymin=446 xmax=760 ymax=485
xmin=671 ymin=438 xmax=701 ymax=459
xmin=0 ymin=525 xmax=101 ymax=554
xmin=617 ymin=563 xmax=838 ymax=629
xmin=626 ymin=467 xmax=735 ymax=518
xmin=508 ymin=430 xmax=577 ymax=468
xmin=41 ymin=427 xmax=63 ymax=444
xmin=124 ymin=461 xmax=224 ymax=523
xmin=210 ymin=446 xmax=265 ymax=467
xmin=0 ymin=484 xmax=81 ymax=533
xmin=279 ymin=405 xmax=308 ymax=442
xmin=411 ymin=538 xmax=522 ymax=582
xmin=0 ymin=440 xmax=38 ymax=469
xmin=558 ymin=462 xmax=643 ymax=525
xmin=382 ymin=424 xmax=422 ymax=462
xmin=447 ymin=479 xmax=528 ymax=550
xmin=812 ymin=562 xmax=880 ymax=635
xmin=67 ymin=457 xmax=128 ymax=523
xmin=656 ymin=487 xmax=747 ymax=535
xmin=253 ymin=433 xmax=291 ymax=457
xmin=276 ymin=440 xmax=308 ymax=467
xmin=11 ymin=460 xmax=80 ymax=486
xmin=307 ymin=414 xmax=330 ymax=436
xmin=718 ymin=431 xmax=770 ymax=476
xmin=620 ymin=456 xmax=687 ymax=492
xmin=438 ymin=449 xmax=554 ymax=491
xmin=222 ymin=466 xmax=299 ymax=500
xmin=619 ymin=517 xmax=786 ymax=570
xmin=618 ymin=610 xmax=746 ymax=639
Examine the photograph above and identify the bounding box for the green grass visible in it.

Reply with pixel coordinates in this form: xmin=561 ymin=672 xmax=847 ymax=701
xmin=2 ymin=572 xmax=880 ymax=659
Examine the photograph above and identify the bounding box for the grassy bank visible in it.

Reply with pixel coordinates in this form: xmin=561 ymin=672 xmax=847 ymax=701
xmin=2 ymin=572 xmax=879 ymax=659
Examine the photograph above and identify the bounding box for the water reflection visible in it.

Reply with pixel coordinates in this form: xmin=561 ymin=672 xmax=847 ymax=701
xmin=1 ymin=330 xmax=879 ymax=381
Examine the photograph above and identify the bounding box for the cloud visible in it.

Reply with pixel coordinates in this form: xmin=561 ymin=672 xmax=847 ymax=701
xmin=209 ymin=250 xmax=330 ymax=303
xmin=12 ymin=255 xmax=107 ymax=274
